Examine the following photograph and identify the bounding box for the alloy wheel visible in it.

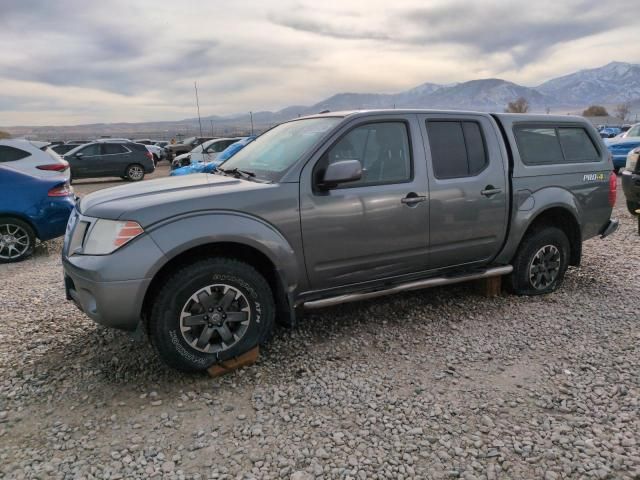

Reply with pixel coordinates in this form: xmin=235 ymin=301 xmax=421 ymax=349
xmin=528 ymin=244 xmax=561 ymax=290
xmin=128 ymin=165 xmax=144 ymax=180
xmin=179 ymin=284 xmax=251 ymax=354
xmin=0 ymin=223 xmax=30 ymax=260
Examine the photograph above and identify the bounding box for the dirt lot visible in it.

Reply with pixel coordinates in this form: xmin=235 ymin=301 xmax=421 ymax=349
xmin=0 ymin=170 xmax=638 ymax=479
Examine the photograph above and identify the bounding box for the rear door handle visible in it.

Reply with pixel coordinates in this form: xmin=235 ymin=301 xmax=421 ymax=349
xmin=401 ymin=194 xmax=427 ymax=206
xmin=481 ymin=186 xmax=502 ymax=197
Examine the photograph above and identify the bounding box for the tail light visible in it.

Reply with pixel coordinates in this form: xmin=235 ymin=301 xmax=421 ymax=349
xmin=145 ymin=151 xmax=153 ymax=161
xmin=37 ymin=161 xmax=69 ymax=172
xmin=608 ymin=171 xmax=617 ymax=207
xmin=48 ymin=182 xmax=73 ymax=197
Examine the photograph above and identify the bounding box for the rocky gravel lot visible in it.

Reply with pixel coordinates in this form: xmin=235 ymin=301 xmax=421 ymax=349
xmin=0 ymin=172 xmax=638 ymax=479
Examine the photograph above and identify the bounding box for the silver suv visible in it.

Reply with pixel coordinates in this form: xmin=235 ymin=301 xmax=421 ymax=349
xmin=62 ymin=110 xmax=618 ymax=371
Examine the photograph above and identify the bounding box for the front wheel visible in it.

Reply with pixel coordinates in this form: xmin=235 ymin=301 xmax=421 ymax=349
xmin=149 ymin=258 xmax=275 ymax=372
xmin=506 ymin=226 xmax=570 ymax=295
xmin=0 ymin=217 xmax=36 ymax=263
xmin=627 ymin=201 xmax=639 ymax=216
xmin=126 ymin=164 xmax=145 ymax=182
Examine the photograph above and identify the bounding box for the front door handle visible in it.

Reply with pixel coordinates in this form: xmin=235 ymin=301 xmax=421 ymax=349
xmin=481 ymin=186 xmax=502 ymax=197
xmin=401 ymin=193 xmax=427 ymax=206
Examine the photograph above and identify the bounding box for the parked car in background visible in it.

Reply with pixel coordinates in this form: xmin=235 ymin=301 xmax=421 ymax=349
xmin=0 ymin=139 xmax=70 ymax=180
xmin=617 ymin=123 xmax=640 ymax=140
xmin=170 ymin=137 xmax=256 ymax=176
xmin=145 ymin=144 xmax=166 ymax=165
xmin=605 ymin=138 xmax=640 ymax=172
xmin=154 ymin=141 xmax=169 ymax=148
xmin=622 ymin=146 xmax=640 ymax=215
xmin=52 ymin=142 xmax=86 ymax=156
xmin=133 ymin=139 xmax=154 ymax=145
xmin=171 ymin=137 xmax=244 ymax=168
xmin=62 ymin=110 xmax=617 ymax=372
xmin=0 ymin=165 xmax=74 ymax=262
xmin=599 ymin=127 xmax=621 ymax=138
xmin=165 ymin=136 xmax=214 ymax=160
xmin=64 ymin=140 xmax=155 ymax=182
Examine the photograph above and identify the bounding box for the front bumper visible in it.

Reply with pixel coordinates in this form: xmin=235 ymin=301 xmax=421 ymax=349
xmin=64 ymin=266 xmax=151 ymax=331
xmin=62 ymin=217 xmax=166 ymax=330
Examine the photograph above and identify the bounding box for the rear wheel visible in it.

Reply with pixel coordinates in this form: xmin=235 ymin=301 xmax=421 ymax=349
xmin=506 ymin=226 xmax=570 ymax=295
xmin=149 ymin=257 xmax=275 ymax=372
xmin=627 ymin=200 xmax=639 ymax=216
xmin=0 ymin=217 xmax=35 ymax=263
xmin=126 ymin=164 xmax=145 ymax=182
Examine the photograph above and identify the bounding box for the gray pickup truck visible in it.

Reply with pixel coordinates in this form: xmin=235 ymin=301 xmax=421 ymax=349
xmin=62 ymin=110 xmax=618 ymax=372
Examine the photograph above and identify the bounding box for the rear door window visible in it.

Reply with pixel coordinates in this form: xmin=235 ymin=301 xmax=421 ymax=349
xmin=426 ymin=121 xmax=488 ymax=179
xmin=514 ymin=125 xmax=599 ymax=165
xmin=103 ymin=143 xmax=128 ymax=155
xmin=0 ymin=145 xmax=30 ymax=162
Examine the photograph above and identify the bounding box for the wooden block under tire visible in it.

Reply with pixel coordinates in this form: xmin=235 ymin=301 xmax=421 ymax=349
xmin=207 ymin=346 xmax=260 ymax=378
xmin=477 ymin=275 xmax=502 ymax=297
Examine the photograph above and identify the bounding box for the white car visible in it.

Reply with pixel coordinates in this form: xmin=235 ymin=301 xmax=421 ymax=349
xmin=172 ymin=137 xmax=245 ymax=168
xmin=0 ymin=139 xmax=70 ymax=180
xmin=145 ymin=144 xmax=165 ymax=164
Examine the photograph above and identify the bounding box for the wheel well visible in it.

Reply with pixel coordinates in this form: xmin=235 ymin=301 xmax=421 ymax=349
xmin=522 ymin=207 xmax=582 ymax=266
xmin=0 ymin=214 xmax=39 ymax=239
xmin=141 ymin=242 xmax=284 ymax=323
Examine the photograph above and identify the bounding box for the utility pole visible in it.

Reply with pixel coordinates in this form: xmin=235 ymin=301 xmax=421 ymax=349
xmin=210 ymin=120 xmax=214 ymax=136
xmin=249 ymin=111 xmax=254 ymax=136
xmin=194 ymin=81 xmax=203 ymax=137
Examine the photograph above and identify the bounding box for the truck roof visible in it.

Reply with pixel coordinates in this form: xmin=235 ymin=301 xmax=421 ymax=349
xmin=301 ymin=109 xmax=587 ymax=124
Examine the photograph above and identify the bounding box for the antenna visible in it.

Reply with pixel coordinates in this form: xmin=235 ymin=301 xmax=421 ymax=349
xmin=194 ymin=81 xmax=203 ymax=137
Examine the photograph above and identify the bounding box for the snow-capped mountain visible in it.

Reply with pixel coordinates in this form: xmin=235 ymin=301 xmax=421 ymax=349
xmin=537 ymin=62 xmax=640 ymax=105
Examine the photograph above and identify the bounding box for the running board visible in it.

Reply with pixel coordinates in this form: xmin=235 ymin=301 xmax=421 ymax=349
xmin=303 ymin=265 xmax=513 ymax=310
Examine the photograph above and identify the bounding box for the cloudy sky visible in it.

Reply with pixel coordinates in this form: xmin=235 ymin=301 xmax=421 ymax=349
xmin=1 ymin=0 xmax=639 ymax=126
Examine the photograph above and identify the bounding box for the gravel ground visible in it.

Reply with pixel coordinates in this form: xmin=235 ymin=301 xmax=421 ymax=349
xmin=0 ymin=171 xmax=638 ymax=480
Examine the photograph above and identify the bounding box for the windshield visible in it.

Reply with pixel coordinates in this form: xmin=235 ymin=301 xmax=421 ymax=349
xmin=625 ymin=124 xmax=640 ymax=137
xmin=181 ymin=136 xmax=196 ymax=145
xmin=219 ymin=117 xmax=341 ymax=181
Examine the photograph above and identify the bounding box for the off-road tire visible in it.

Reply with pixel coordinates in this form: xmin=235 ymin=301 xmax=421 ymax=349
xmin=0 ymin=217 xmax=36 ymax=263
xmin=506 ymin=226 xmax=570 ymax=295
xmin=149 ymin=257 xmax=275 ymax=372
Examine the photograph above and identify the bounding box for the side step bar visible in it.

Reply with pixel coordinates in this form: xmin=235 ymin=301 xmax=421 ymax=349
xmin=303 ymin=265 xmax=513 ymax=310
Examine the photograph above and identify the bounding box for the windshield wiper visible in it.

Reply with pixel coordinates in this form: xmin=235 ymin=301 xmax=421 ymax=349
xmin=218 ymin=167 xmax=256 ymax=180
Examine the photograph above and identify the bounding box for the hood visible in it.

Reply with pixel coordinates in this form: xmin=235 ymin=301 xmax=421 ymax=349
xmin=78 ymin=173 xmax=278 ymax=226
xmin=606 ymin=139 xmax=640 ymax=150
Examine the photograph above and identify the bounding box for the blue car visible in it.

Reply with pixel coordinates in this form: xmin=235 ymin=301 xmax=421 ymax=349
xmin=606 ymin=139 xmax=640 ymax=171
xmin=170 ymin=136 xmax=256 ymax=176
xmin=0 ymin=165 xmax=75 ymax=262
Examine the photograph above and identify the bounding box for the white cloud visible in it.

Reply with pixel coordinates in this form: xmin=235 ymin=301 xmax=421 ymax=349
xmin=0 ymin=0 xmax=639 ymax=125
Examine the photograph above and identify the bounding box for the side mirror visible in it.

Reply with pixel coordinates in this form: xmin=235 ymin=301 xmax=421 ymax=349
xmin=319 ymin=159 xmax=362 ymax=189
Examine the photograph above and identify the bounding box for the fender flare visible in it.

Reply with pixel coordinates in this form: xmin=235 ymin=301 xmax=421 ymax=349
xmin=496 ymin=187 xmax=581 ymax=265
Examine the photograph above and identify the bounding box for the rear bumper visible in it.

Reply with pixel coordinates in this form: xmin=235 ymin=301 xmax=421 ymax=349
xmin=599 ymin=218 xmax=619 ymax=238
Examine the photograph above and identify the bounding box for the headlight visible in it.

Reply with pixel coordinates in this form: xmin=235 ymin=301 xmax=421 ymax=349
xmin=83 ymin=219 xmax=144 ymax=255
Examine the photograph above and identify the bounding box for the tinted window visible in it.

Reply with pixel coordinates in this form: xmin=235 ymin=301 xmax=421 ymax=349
xmin=558 ymin=128 xmax=599 ymax=162
xmin=324 ymin=122 xmax=411 ymax=186
xmin=515 ymin=126 xmax=598 ymax=165
xmin=103 ymin=143 xmax=128 ymax=155
xmin=426 ymin=121 xmax=488 ymax=179
xmin=79 ymin=144 xmax=101 ymax=156
xmin=0 ymin=145 xmax=30 ymax=162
